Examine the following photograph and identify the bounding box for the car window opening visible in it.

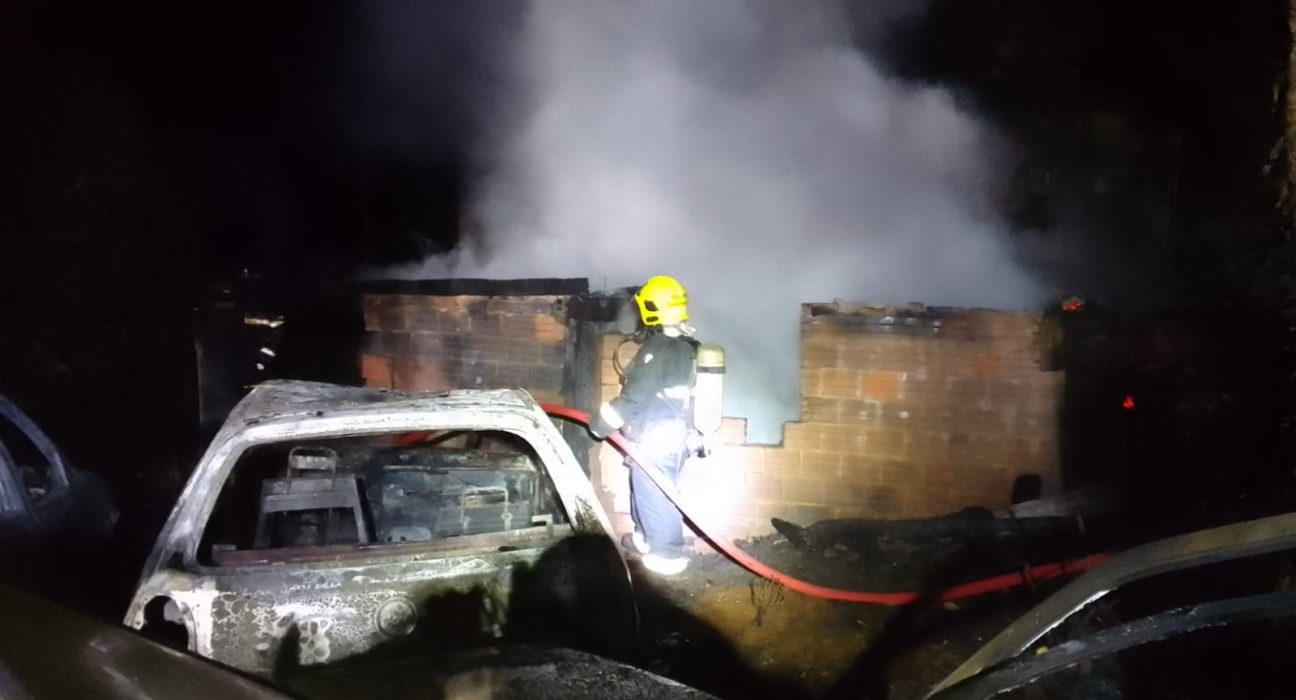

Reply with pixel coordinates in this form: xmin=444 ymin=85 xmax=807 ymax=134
xmin=198 ymin=429 xmax=569 ymax=566
xmin=0 ymin=412 xmax=56 ymax=502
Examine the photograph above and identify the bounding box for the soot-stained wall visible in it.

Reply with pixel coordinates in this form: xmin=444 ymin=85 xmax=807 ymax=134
xmin=362 ymin=288 xmax=1063 ymax=547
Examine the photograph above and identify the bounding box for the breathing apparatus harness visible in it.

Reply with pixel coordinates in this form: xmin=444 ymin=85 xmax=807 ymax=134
xmin=612 ymin=329 xmax=650 ymax=385
xmin=610 ymin=326 xmax=723 ymax=458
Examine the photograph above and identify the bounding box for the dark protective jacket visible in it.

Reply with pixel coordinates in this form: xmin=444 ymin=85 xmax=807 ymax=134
xmin=598 ymin=332 xmax=698 ymax=441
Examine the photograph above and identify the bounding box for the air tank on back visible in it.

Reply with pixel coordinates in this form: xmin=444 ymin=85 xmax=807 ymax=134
xmin=693 ymin=342 xmax=725 ymax=436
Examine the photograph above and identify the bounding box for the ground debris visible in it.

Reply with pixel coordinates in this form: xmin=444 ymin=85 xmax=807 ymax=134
xmin=638 ymin=512 xmax=1084 ymax=698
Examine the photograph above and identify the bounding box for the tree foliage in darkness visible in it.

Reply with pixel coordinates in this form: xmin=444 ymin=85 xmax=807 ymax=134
xmin=885 ymin=0 xmax=1295 ymax=508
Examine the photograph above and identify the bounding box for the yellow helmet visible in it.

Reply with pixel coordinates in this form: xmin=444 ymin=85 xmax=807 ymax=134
xmin=634 ymin=275 xmax=689 ymax=327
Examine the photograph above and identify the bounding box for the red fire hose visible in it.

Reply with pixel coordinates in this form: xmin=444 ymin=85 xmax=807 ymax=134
xmin=540 ymin=403 xmax=1110 ymax=605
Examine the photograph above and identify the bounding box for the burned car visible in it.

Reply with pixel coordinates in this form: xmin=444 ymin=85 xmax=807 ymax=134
xmin=0 ymin=394 xmax=117 ymax=593
xmin=3 ymin=583 xmax=712 ymax=700
xmin=926 ymin=512 xmax=1296 ymax=699
xmin=125 ymin=381 xmax=633 ymax=676
xmin=1 ymin=583 xmax=292 ymax=700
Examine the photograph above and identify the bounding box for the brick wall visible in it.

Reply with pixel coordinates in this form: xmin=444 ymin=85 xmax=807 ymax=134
xmin=593 ymin=302 xmax=1063 ymax=547
xmin=359 ymin=289 xmax=1063 ymax=547
xmin=360 ymin=293 xmax=573 ymax=407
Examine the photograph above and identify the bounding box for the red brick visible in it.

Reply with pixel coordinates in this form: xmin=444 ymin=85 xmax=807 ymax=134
xmin=527 ymin=364 xmax=564 ymax=389
xmin=486 ymin=296 xmax=562 ymax=315
xmin=497 ymin=344 xmax=537 ymax=363
xmin=904 ymin=431 xmax=950 ymax=463
xmin=880 ymin=459 xmax=921 ymax=483
xmin=801 ymin=347 xmax=841 ymax=370
xmin=860 ymin=485 xmax=904 ymax=515
xmin=426 ymin=295 xmax=473 ymax=314
xmin=791 ymin=504 xmax=834 ymax=525
xmin=861 ymin=371 xmax=901 ymax=401
xmin=364 ymin=294 xmax=472 ymax=332
xmin=921 ymin=461 xmax=959 ymax=485
xmin=374 ymin=294 xmax=416 ymax=328
xmin=799 ymin=450 xmax=841 ymax=478
xmin=821 ymin=480 xmax=871 ymax=508
xmin=744 ymin=474 xmax=785 ymax=501
xmin=362 ymin=294 xmax=391 ymax=331
xmin=782 ymin=423 xmax=821 ymax=450
xmin=716 ymin=417 xmax=748 ymax=445
xmin=907 ymin=484 xmax=956 ymax=512
xmin=360 ymin=353 xmax=393 ymax=389
xmin=783 ymin=476 xmax=828 ymax=504
xmin=391 ymin=357 xmax=451 ymax=392
xmin=532 ymin=315 xmax=567 ymax=343
xmin=860 ymin=427 xmax=906 ymax=457
xmin=383 ymin=298 xmax=1061 ymax=528
xmin=801 ymin=397 xmax=834 ymax=422
xmin=528 ymin=389 xmax=565 ymax=405
xmin=799 ymin=369 xmax=822 ymax=397
xmin=802 ymin=397 xmax=881 ymax=424
xmin=821 ymin=424 xmax=866 ymax=453
xmin=801 ymin=326 xmax=843 ymax=349
xmin=967 ymin=353 xmax=1006 ymax=378
xmin=947 ymin=432 xmax=1010 ymax=466
xmin=495 ymin=315 xmax=536 ymax=339
xmin=819 ymin=368 xmax=861 ymax=399
xmin=839 ymin=455 xmax=884 ymax=482
xmin=756 ymin=447 xmax=801 ymax=473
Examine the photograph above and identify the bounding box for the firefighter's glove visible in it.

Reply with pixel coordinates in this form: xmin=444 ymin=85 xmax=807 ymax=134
xmin=686 ymin=430 xmax=711 ymax=458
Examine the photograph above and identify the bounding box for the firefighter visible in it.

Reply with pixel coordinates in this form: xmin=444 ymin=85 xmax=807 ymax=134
xmin=589 ymin=275 xmax=706 ymax=576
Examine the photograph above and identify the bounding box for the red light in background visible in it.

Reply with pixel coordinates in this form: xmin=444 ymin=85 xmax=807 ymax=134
xmin=1122 ymin=395 xmax=1135 ymax=410
xmin=1061 ymin=296 xmax=1086 ymax=312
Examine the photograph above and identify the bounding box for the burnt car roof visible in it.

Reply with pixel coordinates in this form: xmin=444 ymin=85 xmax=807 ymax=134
xmin=0 ymin=584 xmax=291 ymax=699
xmin=231 ymin=380 xmax=538 ymax=426
xmin=926 ymin=511 xmax=1296 ymax=699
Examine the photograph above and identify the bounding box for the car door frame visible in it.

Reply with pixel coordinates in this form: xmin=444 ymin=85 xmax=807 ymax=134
xmin=126 ymin=400 xmax=619 ymax=668
xmin=0 ymin=396 xmax=72 ymax=527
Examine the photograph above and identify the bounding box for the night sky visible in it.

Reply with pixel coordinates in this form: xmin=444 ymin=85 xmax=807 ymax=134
xmin=1 ymin=1 xmax=1293 ymax=534
xmin=4 ymin=2 xmax=1284 ymax=289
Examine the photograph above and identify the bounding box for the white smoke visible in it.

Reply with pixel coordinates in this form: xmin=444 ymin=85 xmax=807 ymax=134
xmin=379 ymin=1 xmax=1042 ymax=442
